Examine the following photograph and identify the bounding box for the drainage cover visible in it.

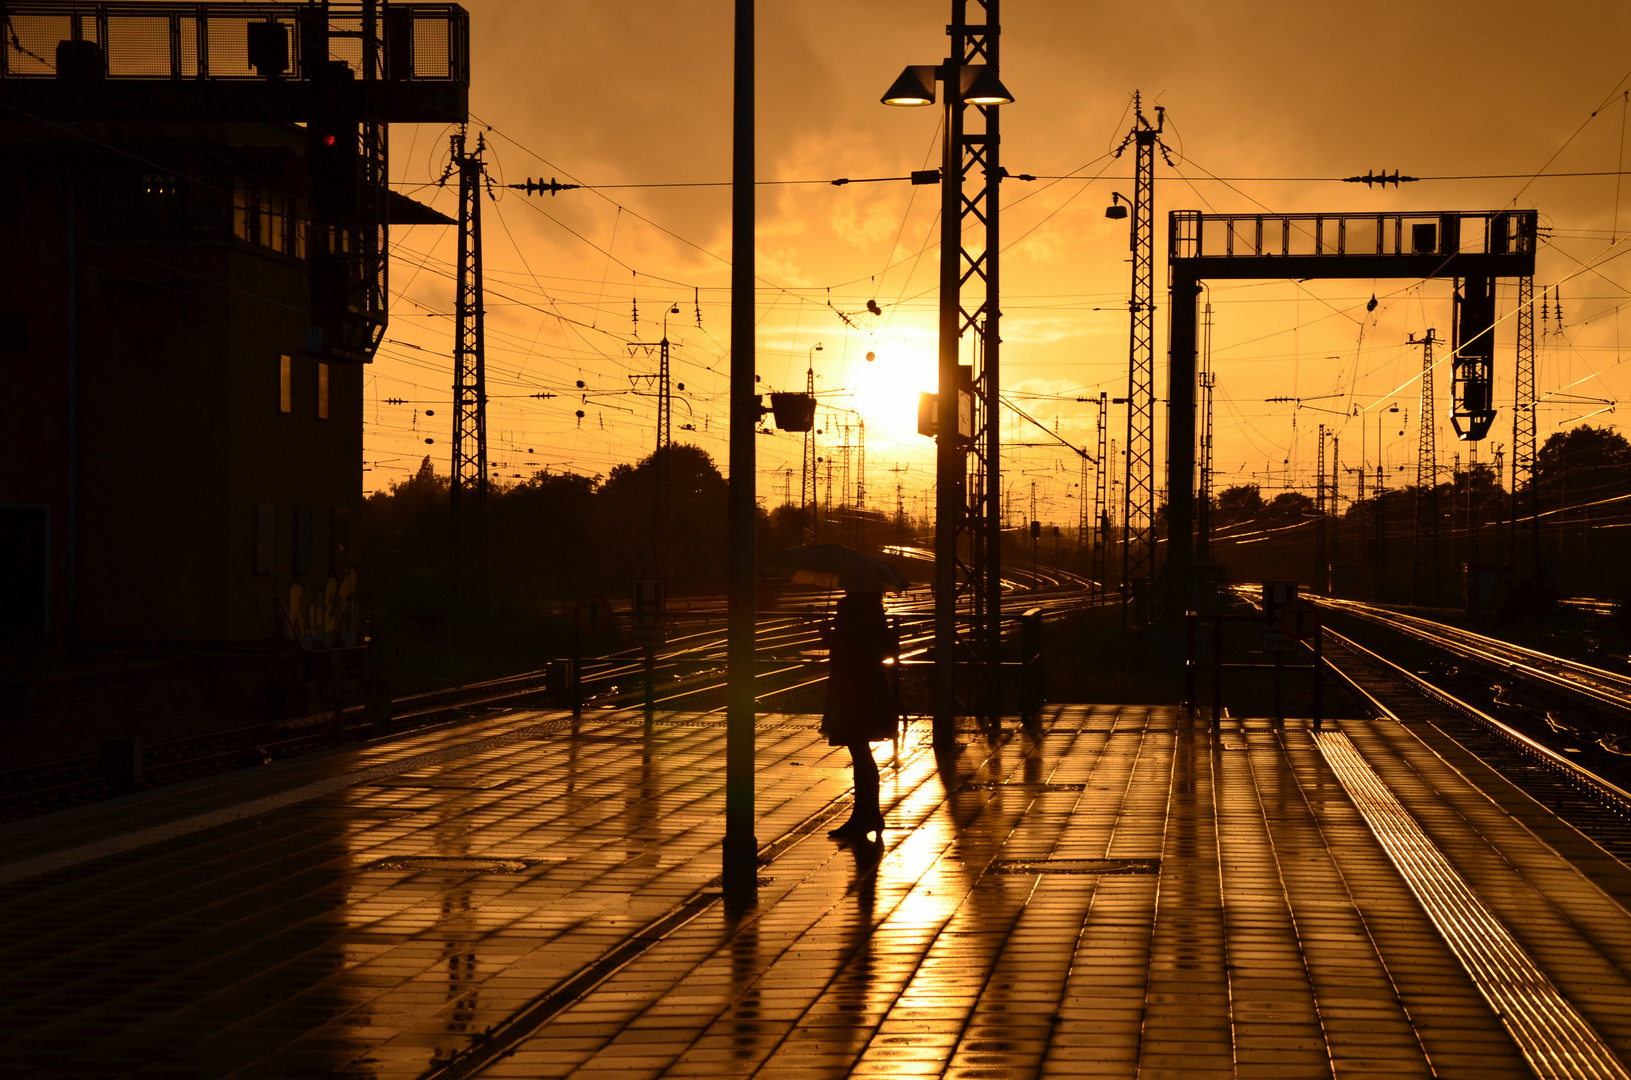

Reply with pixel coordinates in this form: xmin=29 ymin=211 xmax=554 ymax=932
xmin=989 ymin=857 xmax=1160 ymax=876
xmin=366 ymin=856 xmax=538 ymax=874
xmin=371 ymin=776 xmax=514 ymax=790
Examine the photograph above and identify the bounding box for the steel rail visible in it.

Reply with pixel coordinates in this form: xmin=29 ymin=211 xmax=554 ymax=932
xmin=1318 ymin=597 xmax=1631 ymax=709
xmin=1318 ymin=624 xmax=1631 ymax=812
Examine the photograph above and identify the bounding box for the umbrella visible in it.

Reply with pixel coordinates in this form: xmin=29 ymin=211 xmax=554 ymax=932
xmin=769 ymin=544 xmax=910 ymax=593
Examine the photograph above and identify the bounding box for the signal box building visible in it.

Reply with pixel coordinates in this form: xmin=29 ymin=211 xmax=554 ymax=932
xmin=0 ymin=3 xmax=465 ymax=653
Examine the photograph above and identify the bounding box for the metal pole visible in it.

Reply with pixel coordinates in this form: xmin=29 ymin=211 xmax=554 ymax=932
xmin=932 ymin=52 xmax=963 ymax=748
xmin=67 ymin=178 xmax=78 ymax=644
xmin=1184 ymin=613 xmax=1195 ymax=714
xmin=723 ymin=0 xmax=758 ymax=899
xmin=644 ymin=645 xmax=656 ymax=721
xmin=1165 ymin=267 xmax=1200 ymax=622
xmin=1210 ymin=615 xmax=1222 ymax=728
xmin=1312 ymin=618 xmax=1322 ymax=729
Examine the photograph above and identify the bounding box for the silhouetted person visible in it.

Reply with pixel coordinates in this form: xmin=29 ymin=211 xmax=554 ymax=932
xmin=821 ymin=591 xmax=897 ymax=841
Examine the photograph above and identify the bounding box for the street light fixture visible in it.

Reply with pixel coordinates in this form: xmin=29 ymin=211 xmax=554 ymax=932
xmin=1105 ymin=191 xmax=1130 ymax=220
xmin=881 ymin=63 xmax=1013 ymax=108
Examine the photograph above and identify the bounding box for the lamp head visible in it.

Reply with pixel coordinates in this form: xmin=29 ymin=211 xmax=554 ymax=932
xmin=1105 ymin=191 xmax=1130 ymax=219
xmin=959 ymin=65 xmax=1014 ymax=106
xmin=881 ymin=65 xmax=937 ymax=106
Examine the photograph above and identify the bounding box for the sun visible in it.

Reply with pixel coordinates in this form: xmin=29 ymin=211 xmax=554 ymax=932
xmin=849 ymin=349 xmax=937 ymax=435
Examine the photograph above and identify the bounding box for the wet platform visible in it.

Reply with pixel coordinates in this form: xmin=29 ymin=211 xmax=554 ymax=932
xmin=5 ymin=705 xmax=1631 ymax=1078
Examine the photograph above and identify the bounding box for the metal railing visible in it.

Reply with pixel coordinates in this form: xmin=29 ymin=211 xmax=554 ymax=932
xmin=1171 ymin=209 xmax=1538 ymax=261
xmin=0 ymin=2 xmax=467 ymax=82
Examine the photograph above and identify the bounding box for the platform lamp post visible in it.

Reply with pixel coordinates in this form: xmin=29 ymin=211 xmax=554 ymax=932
xmin=881 ymin=57 xmax=1013 ymax=748
xmin=724 ymin=0 xmax=758 ymax=904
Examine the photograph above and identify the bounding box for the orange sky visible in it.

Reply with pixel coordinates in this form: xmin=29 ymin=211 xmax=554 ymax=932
xmin=371 ymin=1 xmax=1631 ymax=532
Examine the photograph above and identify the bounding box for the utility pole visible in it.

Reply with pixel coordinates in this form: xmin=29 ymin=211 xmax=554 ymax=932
xmin=838 ymin=421 xmax=852 ymax=543
xmin=1077 ymin=454 xmax=1090 ymax=562
xmin=1468 ymin=440 xmax=1480 ymax=568
xmin=449 ymin=128 xmax=487 ymax=594
xmin=1374 ymin=461 xmax=1387 ymax=599
xmin=1410 ymin=329 xmax=1441 ymax=605
xmin=630 ymin=311 xmax=680 ymax=569
xmin=856 ymin=419 xmax=866 ymax=545
xmin=1196 ymin=299 xmax=1216 ymax=566
xmin=1512 ymin=275 xmax=1538 ymax=583
xmin=802 ymin=346 xmax=820 ymax=542
xmin=1315 ymin=424 xmax=1327 ymax=592
xmin=723 ymin=0 xmax=757 ymax=900
xmin=1112 ymin=93 xmax=1170 ymax=626
xmin=1029 ymin=480 xmax=1039 ymax=581
xmin=1093 ymin=394 xmax=1108 ymax=602
xmin=1331 ymin=434 xmax=1340 ymax=581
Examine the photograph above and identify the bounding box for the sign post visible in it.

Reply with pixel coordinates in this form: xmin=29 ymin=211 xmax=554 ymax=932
xmin=632 ymin=580 xmax=665 ymax=721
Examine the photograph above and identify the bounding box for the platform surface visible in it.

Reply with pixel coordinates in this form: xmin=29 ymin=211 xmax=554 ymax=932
xmin=4 ymin=705 xmax=1631 ymax=1078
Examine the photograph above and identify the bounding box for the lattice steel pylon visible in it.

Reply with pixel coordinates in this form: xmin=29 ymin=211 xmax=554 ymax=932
xmin=1410 ymin=329 xmax=1440 ymax=605
xmin=449 ymin=128 xmax=487 ymax=592
xmin=1078 ymin=455 xmax=1090 ymax=561
xmin=657 ymin=336 xmax=672 ymax=453
xmin=802 ymin=366 xmax=818 ymax=542
xmin=1114 ymin=94 xmax=1170 ymax=624
xmin=934 ymin=0 xmax=1005 ymax=732
xmin=1093 ymin=393 xmax=1109 ymax=602
xmin=1511 ymin=276 xmax=1538 ymax=582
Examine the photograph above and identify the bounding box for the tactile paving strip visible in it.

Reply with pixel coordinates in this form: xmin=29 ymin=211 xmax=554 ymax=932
xmin=1315 ymin=728 xmax=1631 ymax=1080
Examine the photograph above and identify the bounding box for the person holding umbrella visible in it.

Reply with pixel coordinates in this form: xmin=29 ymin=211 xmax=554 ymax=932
xmin=821 ymin=588 xmax=898 ymax=841
xmin=770 ymin=545 xmax=908 ymax=843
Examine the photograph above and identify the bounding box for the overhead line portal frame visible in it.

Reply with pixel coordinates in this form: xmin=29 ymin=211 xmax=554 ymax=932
xmin=1165 ymin=208 xmax=1537 ymax=617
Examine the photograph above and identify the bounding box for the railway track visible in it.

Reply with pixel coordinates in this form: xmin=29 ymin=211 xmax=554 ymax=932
xmin=1 ymin=561 xmax=1102 ymax=821
xmin=1318 ymin=624 xmax=1631 ymax=869
xmin=1318 ymin=597 xmax=1631 ymax=712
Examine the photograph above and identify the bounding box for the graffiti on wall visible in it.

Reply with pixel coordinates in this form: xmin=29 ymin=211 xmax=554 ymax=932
xmin=282 ymin=569 xmax=359 ymax=649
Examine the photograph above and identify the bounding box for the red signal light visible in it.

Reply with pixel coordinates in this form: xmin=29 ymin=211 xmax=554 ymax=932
xmin=323 ymin=134 xmax=337 ymax=146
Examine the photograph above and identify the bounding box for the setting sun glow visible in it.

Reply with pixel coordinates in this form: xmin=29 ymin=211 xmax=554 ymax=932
xmin=847 ymin=350 xmax=936 ymax=437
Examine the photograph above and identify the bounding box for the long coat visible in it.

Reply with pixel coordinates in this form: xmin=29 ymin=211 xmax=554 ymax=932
xmin=820 ymin=593 xmax=898 ymax=746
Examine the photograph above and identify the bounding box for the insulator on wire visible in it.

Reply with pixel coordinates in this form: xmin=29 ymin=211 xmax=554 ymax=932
xmin=1343 ymin=169 xmax=1419 ymax=188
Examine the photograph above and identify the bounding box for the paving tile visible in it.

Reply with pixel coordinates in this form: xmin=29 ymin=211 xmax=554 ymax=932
xmin=8 ymin=706 xmax=1628 ymax=1077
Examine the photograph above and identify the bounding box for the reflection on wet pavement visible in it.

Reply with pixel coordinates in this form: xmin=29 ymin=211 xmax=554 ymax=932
xmin=9 ymin=705 xmax=1631 ymax=1077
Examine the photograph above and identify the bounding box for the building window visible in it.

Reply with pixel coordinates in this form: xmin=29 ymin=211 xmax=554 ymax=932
xmin=294 ymin=506 xmax=314 ymax=574
xmin=317 ymin=362 xmax=329 ymax=420
xmin=234 ymin=181 xmax=304 ymax=257
xmin=255 ymin=504 xmax=274 ymax=574
xmin=280 ymin=354 xmax=291 ymax=413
